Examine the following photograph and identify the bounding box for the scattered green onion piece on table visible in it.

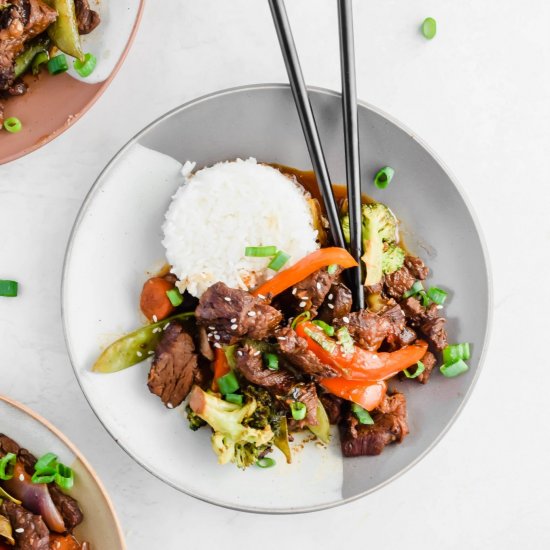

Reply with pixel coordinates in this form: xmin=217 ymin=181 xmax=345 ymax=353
xmin=225 ymin=393 xmax=243 ymax=405
xmin=32 ymin=51 xmax=50 ymax=75
xmin=0 ymin=280 xmax=18 ymax=297
xmin=312 ymin=320 xmax=335 ymax=337
xmin=403 ymin=361 xmax=425 ymax=379
xmin=217 ymin=370 xmax=240 ymax=395
xmin=264 ymin=352 xmax=279 ymax=371
xmin=47 ymin=54 xmax=69 ymax=75
xmin=440 ymin=359 xmax=469 ymax=378
xmin=443 ymin=342 xmax=470 ymax=364
xmin=351 ymin=403 xmax=374 ymax=425
xmin=373 ymin=167 xmax=395 ymax=189
xmin=3 ymin=118 xmax=22 ymax=134
xmin=422 ymin=17 xmax=437 ymax=40
xmin=0 ymin=453 xmax=16 ymax=480
xmin=165 ymin=288 xmax=183 ymax=307
xmin=245 ymin=245 xmax=277 ymax=257
xmin=268 ymin=250 xmax=290 ymax=271
xmin=403 ymin=280 xmax=424 ymax=299
xmin=256 ymin=457 xmax=276 ymax=468
xmin=427 ymin=286 xmax=447 ymax=305
xmin=73 ymin=52 xmax=97 ymax=77
xmin=291 ymin=311 xmax=311 ymax=329
xmin=290 ymin=401 xmax=307 ymax=421
xmin=54 ymin=463 xmax=74 ymax=490
xmin=327 ymin=263 xmax=338 ymax=275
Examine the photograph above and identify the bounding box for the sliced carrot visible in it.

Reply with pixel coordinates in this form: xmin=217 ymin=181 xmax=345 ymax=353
xmin=140 ymin=277 xmax=175 ymax=321
xmin=49 ymin=534 xmax=83 ymax=550
xmin=211 ymin=348 xmax=230 ymax=391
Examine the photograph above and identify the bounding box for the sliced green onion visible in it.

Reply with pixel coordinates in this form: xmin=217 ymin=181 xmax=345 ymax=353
xmin=440 ymin=359 xmax=469 ymax=378
xmin=34 ymin=452 xmax=58 ymax=473
xmin=264 ymin=353 xmax=279 ymax=371
xmin=336 ymin=326 xmax=354 ymax=354
xmin=291 ymin=311 xmax=311 ymax=329
xmin=422 ymin=17 xmax=437 ymax=40
xmin=351 ymin=403 xmax=374 ymax=425
xmin=403 ymin=360 xmax=425 ymax=379
xmin=0 ymin=280 xmax=18 ymax=297
xmin=31 ymin=470 xmax=56 ymax=484
xmin=373 ymin=166 xmax=395 ymax=189
xmin=3 ymin=117 xmax=22 ymax=134
xmin=47 ymin=54 xmax=69 ymax=75
xmin=217 ymin=370 xmax=240 ymax=395
xmin=403 ymin=280 xmax=424 ymax=299
xmin=225 ymin=393 xmax=243 ymax=405
xmin=312 ymin=320 xmax=335 ymax=337
xmin=256 ymin=457 xmax=276 ymax=468
xmin=54 ymin=463 xmax=74 ymax=490
xmin=268 ymin=250 xmax=290 ymax=271
xmin=73 ymin=52 xmax=97 ymax=77
xmin=32 ymin=51 xmax=50 ymax=75
xmin=427 ymin=286 xmax=447 ymax=305
xmin=0 ymin=453 xmax=16 ymax=480
xmin=420 ymin=290 xmax=432 ymax=307
xmin=304 ymin=327 xmax=337 ymax=354
xmin=443 ymin=343 xmax=471 ymax=364
xmin=327 ymin=264 xmax=338 ymax=275
xmin=290 ymin=401 xmax=307 ymax=421
xmin=245 ymin=245 xmax=277 ymax=257
xmin=165 ymin=288 xmax=183 ymax=307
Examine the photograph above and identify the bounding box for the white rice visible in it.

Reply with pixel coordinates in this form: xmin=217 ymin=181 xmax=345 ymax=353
xmin=162 ymin=158 xmax=319 ymax=297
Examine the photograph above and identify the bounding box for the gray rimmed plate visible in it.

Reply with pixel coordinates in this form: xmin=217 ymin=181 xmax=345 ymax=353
xmin=62 ymin=84 xmax=491 ymax=513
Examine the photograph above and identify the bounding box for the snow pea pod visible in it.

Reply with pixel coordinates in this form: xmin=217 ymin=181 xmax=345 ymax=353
xmin=273 ymin=415 xmax=292 ymax=464
xmin=44 ymin=0 xmax=84 ymax=61
xmin=14 ymin=38 xmax=50 ymax=78
xmin=93 ymin=312 xmax=195 ymax=374
xmin=307 ymin=399 xmax=330 ymax=444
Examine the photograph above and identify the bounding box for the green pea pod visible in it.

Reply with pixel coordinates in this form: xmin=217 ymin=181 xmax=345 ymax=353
xmin=44 ymin=0 xmax=84 ymax=61
xmin=93 ymin=312 xmax=195 ymax=374
xmin=0 ymin=514 xmax=15 ymax=545
xmin=273 ymin=415 xmax=292 ymax=464
xmin=14 ymin=38 xmax=51 ymax=78
xmin=307 ymin=399 xmax=331 ymax=444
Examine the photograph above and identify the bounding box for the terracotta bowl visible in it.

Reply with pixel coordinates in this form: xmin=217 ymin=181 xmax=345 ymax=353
xmin=0 ymin=0 xmax=144 ymax=165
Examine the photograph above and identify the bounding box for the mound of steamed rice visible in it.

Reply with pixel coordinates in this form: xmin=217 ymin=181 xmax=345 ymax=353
xmin=162 ymin=158 xmax=319 ymax=297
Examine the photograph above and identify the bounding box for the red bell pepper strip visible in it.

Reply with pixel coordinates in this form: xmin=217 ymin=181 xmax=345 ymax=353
xmin=251 ymin=247 xmax=358 ymax=299
xmin=320 ymin=378 xmax=387 ymax=411
xmin=211 ymin=347 xmax=230 ymax=391
xmin=295 ymin=321 xmax=428 ymax=381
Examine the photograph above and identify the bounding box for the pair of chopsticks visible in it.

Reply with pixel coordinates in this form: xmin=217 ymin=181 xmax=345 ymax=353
xmin=269 ymin=0 xmax=364 ymax=310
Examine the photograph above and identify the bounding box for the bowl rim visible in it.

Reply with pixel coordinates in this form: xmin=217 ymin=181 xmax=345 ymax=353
xmin=61 ymin=83 xmax=494 ymax=514
xmin=0 ymin=394 xmax=127 ymax=547
xmin=1 ymin=0 xmax=145 ymax=166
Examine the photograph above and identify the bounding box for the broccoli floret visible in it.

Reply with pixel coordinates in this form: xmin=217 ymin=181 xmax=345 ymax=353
xmin=188 ymin=386 xmax=274 ymax=469
xmin=361 ymin=203 xmax=398 ymax=286
xmin=242 ymin=385 xmax=276 ymax=430
xmin=186 ymin=405 xmax=207 ymax=431
xmin=382 ymin=243 xmax=405 ymax=274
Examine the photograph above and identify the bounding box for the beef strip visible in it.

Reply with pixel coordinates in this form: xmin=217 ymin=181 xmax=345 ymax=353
xmin=49 ymin=486 xmax=83 ymax=531
xmin=384 ymin=265 xmax=416 ymax=300
xmin=147 ymin=323 xmax=199 ymax=408
xmin=288 ymin=383 xmax=318 ymax=427
xmin=0 ymin=433 xmax=36 ymax=475
xmin=319 ymin=393 xmax=343 ymax=425
xmin=0 ymin=500 xmax=49 ymax=550
xmin=276 ymin=326 xmax=338 ymax=378
xmin=401 ymin=297 xmax=448 ymax=351
xmin=340 ymin=392 xmax=409 ymax=457
xmin=380 ymin=302 xmax=417 ymax=350
xmin=404 ymin=255 xmax=429 ymax=280
xmin=74 ymin=0 xmax=100 ymax=35
xmin=417 ymin=351 xmax=437 ymax=384
xmin=235 ymin=344 xmax=295 ymax=395
xmin=196 ymin=282 xmax=282 ymax=344
xmin=317 ymin=282 xmax=352 ymax=323
xmin=334 ymin=310 xmax=391 ymax=351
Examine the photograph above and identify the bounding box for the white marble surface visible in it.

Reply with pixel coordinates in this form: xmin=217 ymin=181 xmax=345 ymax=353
xmin=1 ymin=1 xmax=549 ymax=548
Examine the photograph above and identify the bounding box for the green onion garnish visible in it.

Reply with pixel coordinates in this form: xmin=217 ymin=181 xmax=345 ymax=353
xmin=440 ymin=359 xmax=469 ymax=378
xmin=373 ymin=167 xmax=395 ymax=189
xmin=422 ymin=17 xmax=437 ymax=40
xmin=245 ymin=245 xmax=277 ymax=257
xmin=304 ymin=327 xmax=337 ymax=354
xmin=256 ymin=457 xmax=276 ymax=468
xmin=427 ymin=286 xmax=447 ymax=305
xmin=31 ymin=470 xmax=56 ymax=484
xmin=217 ymin=370 xmax=240 ymax=395
xmin=312 ymin=320 xmax=335 ymax=337
xmin=291 ymin=311 xmax=311 ymax=329
xmin=351 ymin=403 xmax=374 ymax=425
xmin=31 ymin=453 xmax=74 ymax=489
xmin=290 ymin=401 xmax=307 ymax=421
xmin=336 ymin=326 xmax=354 ymax=354
xmin=420 ymin=290 xmax=432 ymax=307
xmin=3 ymin=117 xmax=22 ymax=134
xmin=403 ymin=361 xmax=425 ymax=379
xmin=225 ymin=393 xmax=243 ymax=405
xmin=34 ymin=452 xmax=57 ymax=472
xmin=165 ymin=288 xmax=183 ymax=307
xmin=264 ymin=353 xmax=279 ymax=371
xmin=268 ymin=250 xmax=290 ymax=271
xmin=54 ymin=463 xmax=74 ymax=490
xmin=403 ymin=280 xmax=424 ymax=299
xmin=0 ymin=280 xmax=18 ymax=297
xmin=443 ymin=343 xmax=470 ymax=364
xmin=327 ymin=264 xmax=338 ymax=275
xmin=47 ymin=54 xmax=69 ymax=75
xmin=0 ymin=453 xmax=16 ymax=480
xmin=73 ymin=52 xmax=97 ymax=77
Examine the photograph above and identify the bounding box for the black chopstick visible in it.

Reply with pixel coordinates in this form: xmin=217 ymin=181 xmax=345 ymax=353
xmin=338 ymin=0 xmax=364 ymax=310
xmin=268 ymin=0 xmax=346 ymax=252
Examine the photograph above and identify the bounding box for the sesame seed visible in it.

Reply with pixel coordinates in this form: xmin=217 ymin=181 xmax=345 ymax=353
xmin=342 ymin=316 xmax=350 ymax=323
xmin=237 ymin=350 xmax=243 ymax=356
xmin=328 ymin=304 xmax=334 ymax=309
xmin=148 ymin=350 xmax=154 ymax=355
xmin=19 ymin=474 xmax=24 ymax=481
xmin=152 ymin=327 xmax=161 ymax=333
xmin=254 ymin=351 xmax=261 ymax=356
xmin=167 ymin=403 xmax=174 ymax=409
xmin=207 ymin=332 xmax=213 ymax=338
xmin=292 ymin=288 xmax=297 ymax=295
xmin=230 ymin=318 xmax=237 ymax=323
xmin=163 ymin=322 xmax=170 ymax=330
xmin=152 ymin=315 xmax=158 ymax=323
xmin=316 ymin=282 xmax=321 ymax=290
xmin=436 ymin=305 xmax=443 ymax=310
xmin=214 ymin=343 xmax=222 ymax=349
xmin=15 ymin=528 xmax=24 ymax=533
xmin=257 ymin=294 xmax=265 ymax=299
xmin=208 ymin=326 xmax=216 ymax=330
xmin=277 ymin=336 xmax=287 ymax=341
xmin=299 ymin=301 xmax=307 ymax=308
xmin=328 ymin=293 xmax=334 ymax=300
xmin=224 ymin=296 xmax=231 ymax=302
xmin=214 ymin=334 xmax=221 ymax=341
xmin=136 ymin=351 xmax=143 ymax=357
xmin=247 ymin=311 xmax=256 ymax=317
xmin=231 ymin=324 xmax=238 ymax=330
